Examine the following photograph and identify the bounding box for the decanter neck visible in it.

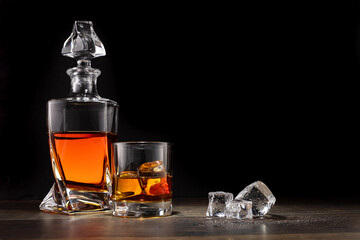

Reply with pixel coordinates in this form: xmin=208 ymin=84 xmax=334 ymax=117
xmin=66 ymin=61 xmax=101 ymax=98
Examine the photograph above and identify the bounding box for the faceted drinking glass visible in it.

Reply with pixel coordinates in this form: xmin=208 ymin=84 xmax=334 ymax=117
xmin=111 ymin=142 xmax=172 ymax=217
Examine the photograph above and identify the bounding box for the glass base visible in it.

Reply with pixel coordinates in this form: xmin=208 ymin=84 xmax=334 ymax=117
xmin=39 ymin=183 xmax=110 ymax=215
xmin=112 ymin=200 xmax=172 ymax=217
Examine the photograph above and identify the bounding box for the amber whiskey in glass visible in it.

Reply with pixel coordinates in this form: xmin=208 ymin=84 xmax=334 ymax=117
xmin=114 ymin=171 xmax=172 ymax=201
xmin=50 ymin=132 xmax=117 ymax=192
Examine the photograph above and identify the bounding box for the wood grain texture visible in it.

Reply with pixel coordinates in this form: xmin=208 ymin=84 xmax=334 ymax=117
xmin=0 ymin=198 xmax=359 ymax=239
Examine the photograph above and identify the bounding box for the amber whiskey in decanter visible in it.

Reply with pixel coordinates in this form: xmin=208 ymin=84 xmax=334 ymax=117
xmin=39 ymin=21 xmax=118 ymax=214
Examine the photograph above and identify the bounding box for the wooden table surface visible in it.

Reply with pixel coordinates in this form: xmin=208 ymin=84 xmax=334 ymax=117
xmin=0 ymin=197 xmax=359 ymax=240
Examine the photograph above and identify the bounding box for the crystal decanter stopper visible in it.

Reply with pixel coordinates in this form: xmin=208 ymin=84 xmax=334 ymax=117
xmin=62 ymin=20 xmax=106 ymax=60
xmin=39 ymin=21 xmax=118 ymax=214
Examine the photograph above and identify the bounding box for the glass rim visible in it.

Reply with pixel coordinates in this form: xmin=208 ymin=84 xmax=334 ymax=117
xmin=113 ymin=141 xmax=172 ymax=146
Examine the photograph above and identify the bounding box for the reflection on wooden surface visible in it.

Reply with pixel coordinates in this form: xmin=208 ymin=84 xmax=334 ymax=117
xmin=0 ymin=198 xmax=360 ymax=239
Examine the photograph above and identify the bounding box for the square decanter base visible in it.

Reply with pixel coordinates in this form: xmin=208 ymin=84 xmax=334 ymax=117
xmin=39 ymin=183 xmax=111 ymax=215
xmin=112 ymin=200 xmax=172 ymax=217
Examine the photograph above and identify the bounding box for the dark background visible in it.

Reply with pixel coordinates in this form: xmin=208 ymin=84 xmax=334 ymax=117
xmin=0 ymin=1 xmax=357 ymax=200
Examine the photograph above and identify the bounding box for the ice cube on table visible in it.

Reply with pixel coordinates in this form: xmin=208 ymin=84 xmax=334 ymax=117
xmin=138 ymin=160 xmax=166 ymax=178
xmin=206 ymin=191 xmax=234 ymax=217
xmin=225 ymin=199 xmax=253 ymax=219
xmin=235 ymin=181 xmax=276 ymax=217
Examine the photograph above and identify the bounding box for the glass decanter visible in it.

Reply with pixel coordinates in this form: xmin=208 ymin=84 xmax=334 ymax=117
xmin=39 ymin=21 xmax=118 ymax=214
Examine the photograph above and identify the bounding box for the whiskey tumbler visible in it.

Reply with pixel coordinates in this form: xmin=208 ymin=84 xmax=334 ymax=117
xmin=111 ymin=142 xmax=172 ymax=217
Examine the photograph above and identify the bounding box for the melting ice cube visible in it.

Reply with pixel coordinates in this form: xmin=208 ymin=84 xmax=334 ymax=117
xmin=225 ymin=199 xmax=253 ymax=219
xmin=206 ymin=191 xmax=234 ymax=217
xmin=138 ymin=160 xmax=166 ymax=178
xmin=235 ymin=181 xmax=276 ymax=217
xmin=119 ymin=171 xmax=138 ymax=179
